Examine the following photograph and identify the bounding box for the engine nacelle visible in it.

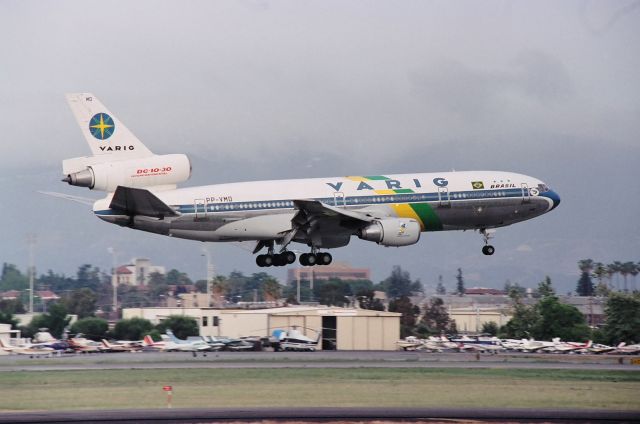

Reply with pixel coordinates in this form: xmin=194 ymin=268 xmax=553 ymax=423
xmin=357 ymin=218 xmax=421 ymax=247
xmin=63 ymin=154 xmax=191 ymax=192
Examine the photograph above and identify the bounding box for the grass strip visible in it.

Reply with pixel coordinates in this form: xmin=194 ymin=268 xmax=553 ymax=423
xmin=0 ymin=368 xmax=638 ymax=411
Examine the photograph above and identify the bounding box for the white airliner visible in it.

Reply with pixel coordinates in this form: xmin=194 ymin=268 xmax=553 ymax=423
xmin=60 ymin=93 xmax=560 ymax=267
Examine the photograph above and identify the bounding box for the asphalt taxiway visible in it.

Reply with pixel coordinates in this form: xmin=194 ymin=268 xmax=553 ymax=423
xmin=0 ymin=407 xmax=637 ymax=424
xmin=0 ymin=350 xmax=638 ymax=372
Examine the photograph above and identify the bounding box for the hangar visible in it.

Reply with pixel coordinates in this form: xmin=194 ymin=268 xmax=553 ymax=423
xmin=123 ymin=306 xmax=401 ymax=351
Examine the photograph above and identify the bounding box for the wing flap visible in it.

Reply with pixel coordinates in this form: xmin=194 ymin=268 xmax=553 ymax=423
xmin=276 ymin=199 xmax=374 ymax=251
xmin=109 ymin=186 xmax=179 ymax=218
xmin=293 ymin=199 xmax=371 ymax=223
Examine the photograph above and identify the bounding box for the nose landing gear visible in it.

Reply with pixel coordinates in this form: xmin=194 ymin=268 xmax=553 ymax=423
xmin=480 ymin=228 xmax=495 ymax=256
xmin=482 ymin=245 xmax=495 ymax=256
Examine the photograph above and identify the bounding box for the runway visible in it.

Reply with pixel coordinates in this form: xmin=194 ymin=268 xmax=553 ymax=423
xmin=1 ymin=351 xmax=638 ymax=423
xmin=0 ymin=407 xmax=637 ymax=423
xmin=0 ymin=350 xmax=638 ymax=372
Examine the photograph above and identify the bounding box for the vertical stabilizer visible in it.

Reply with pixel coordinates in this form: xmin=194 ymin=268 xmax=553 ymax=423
xmin=65 ymin=93 xmax=153 ymax=158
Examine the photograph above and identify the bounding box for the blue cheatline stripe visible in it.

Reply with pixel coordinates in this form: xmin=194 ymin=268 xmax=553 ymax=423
xmin=95 ymin=188 xmax=530 ymax=216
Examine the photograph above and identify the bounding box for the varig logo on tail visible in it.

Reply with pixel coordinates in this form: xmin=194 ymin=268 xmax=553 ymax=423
xmin=89 ymin=113 xmax=115 ymax=140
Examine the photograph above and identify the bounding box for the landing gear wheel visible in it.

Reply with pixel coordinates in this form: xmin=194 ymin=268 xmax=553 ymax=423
xmin=299 ymin=253 xmax=317 ymax=266
xmin=283 ymin=251 xmax=296 ymax=264
xmin=256 ymin=255 xmax=265 ymax=267
xmin=273 ymin=254 xmax=288 ymax=267
xmin=316 ymin=252 xmax=332 ymax=265
xmin=306 ymin=253 xmax=317 ymax=266
xmin=482 ymin=245 xmax=495 ymax=256
xmin=262 ymin=255 xmax=274 ymax=266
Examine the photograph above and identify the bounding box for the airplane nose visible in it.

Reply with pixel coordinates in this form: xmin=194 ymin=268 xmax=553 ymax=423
xmin=544 ymin=190 xmax=561 ymax=211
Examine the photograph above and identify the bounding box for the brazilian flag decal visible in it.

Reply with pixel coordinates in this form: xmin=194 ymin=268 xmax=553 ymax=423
xmin=471 ymin=181 xmax=484 ymax=190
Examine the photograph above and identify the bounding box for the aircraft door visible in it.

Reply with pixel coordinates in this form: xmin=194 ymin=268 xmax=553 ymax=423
xmin=194 ymin=199 xmax=207 ymax=220
xmin=333 ymin=192 xmax=346 ymax=208
xmin=521 ymin=183 xmax=530 ymax=204
xmin=438 ymin=187 xmax=450 ymax=207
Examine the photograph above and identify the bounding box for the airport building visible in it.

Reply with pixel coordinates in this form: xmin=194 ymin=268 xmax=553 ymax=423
xmin=447 ymin=307 xmax=512 ymax=333
xmin=430 ymin=293 xmax=605 ymax=333
xmin=287 ymin=262 xmax=371 ymax=284
xmin=123 ymin=306 xmax=401 ymax=350
xmin=113 ymin=258 xmax=165 ymax=287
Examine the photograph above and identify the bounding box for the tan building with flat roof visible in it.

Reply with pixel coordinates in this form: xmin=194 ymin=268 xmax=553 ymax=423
xmin=123 ymin=305 xmax=400 ymax=351
xmin=448 ymin=307 xmax=512 ymax=333
xmin=287 ymin=262 xmax=370 ymax=284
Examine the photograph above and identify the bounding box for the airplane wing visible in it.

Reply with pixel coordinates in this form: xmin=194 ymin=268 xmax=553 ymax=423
xmin=279 ymin=199 xmax=376 ymax=250
xmin=292 ymin=199 xmax=372 ymax=224
xmin=109 ymin=186 xmax=180 ymax=218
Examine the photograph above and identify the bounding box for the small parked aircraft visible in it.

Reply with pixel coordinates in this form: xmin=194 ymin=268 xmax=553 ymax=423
xmin=67 ymin=336 xmax=103 ymax=353
xmin=159 ymin=330 xmax=212 ymax=352
xmin=203 ymin=335 xmax=251 ymax=351
xmin=0 ymin=338 xmax=55 ymax=357
xmin=613 ymin=342 xmax=640 ymax=355
xmin=272 ymin=327 xmax=320 ymax=351
xmin=100 ymin=339 xmax=143 ymax=353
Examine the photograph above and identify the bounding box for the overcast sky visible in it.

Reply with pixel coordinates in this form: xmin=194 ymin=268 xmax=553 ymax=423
xmin=1 ymin=0 xmax=638 ymax=294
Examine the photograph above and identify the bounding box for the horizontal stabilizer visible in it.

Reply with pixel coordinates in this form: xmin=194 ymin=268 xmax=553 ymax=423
xmin=109 ymin=186 xmax=179 ymax=218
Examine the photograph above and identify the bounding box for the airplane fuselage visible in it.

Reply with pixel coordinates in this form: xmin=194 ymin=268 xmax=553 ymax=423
xmin=94 ymin=170 xmax=560 ymax=246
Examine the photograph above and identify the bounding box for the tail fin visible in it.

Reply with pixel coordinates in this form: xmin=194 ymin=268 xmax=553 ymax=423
xmin=65 ymin=93 xmax=153 ymax=159
xmin=143 ymin=335 xmax=155 ymax=346
xmin=165 ymin=330 xmax=179 ymax=342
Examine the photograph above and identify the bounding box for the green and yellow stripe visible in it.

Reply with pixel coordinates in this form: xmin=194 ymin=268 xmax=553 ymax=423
xmin=391 ymin=202 xmax=443 ymax=231
xmin=346 ymin=175 xmax=390 ymax=182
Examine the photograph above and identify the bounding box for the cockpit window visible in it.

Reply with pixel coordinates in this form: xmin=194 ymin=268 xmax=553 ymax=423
xmin=537 ymin=183 xmax=550 ymax=192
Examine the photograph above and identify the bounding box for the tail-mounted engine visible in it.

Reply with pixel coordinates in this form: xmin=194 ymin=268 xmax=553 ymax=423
xmin=62 ymin=154 xmax=191 ymax=192
xmin=357 ymin=218 xmax=421 ymax=246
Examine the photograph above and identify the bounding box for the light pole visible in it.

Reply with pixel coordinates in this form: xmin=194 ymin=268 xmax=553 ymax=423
xmin=297 ymin=269 xmax=301 ymax=303
xmin=202 ymin=248 xmax=214 ymax=307
xmin=107 ymin=247 xmax=117 ymax=319
xmin=26 ymin=234 xmax=36 ymax=314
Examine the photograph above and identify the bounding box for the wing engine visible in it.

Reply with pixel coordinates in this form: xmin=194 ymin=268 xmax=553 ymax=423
xmin=358 ymin=218 xmax=420 ymax=246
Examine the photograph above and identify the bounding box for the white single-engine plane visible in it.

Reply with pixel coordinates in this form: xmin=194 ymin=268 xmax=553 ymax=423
xmin=60 ymin=94 xmax=560 ymax=267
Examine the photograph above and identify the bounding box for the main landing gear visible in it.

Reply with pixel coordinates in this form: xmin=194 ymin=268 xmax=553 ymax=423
xmin=256 ymin=251 xmax=296 ymax=267
xmin=255 ymin=251 xmax=333 ymax=267
xmin=299 ymin=252 xmax=332 ymax=267
xmin=480 ymin=228 xmax=495 ymax=256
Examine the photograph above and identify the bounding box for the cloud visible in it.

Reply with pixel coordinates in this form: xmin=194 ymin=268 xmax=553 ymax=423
xmin=408 ymin=49 xmax=573 ymax=123
xmin=516 ymin=244 xmax=533 ymax=253
xmin=0 ymin=1 xmax=638 ymax=295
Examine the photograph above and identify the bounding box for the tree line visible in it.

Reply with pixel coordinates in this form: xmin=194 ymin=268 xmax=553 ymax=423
xmin=2 ymin=261 xmax=639 ymax=346
xmin=10 ymin=302 xmax=201 ymax=342
xmin=577 ymin=259 xmax=640 ymax=296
